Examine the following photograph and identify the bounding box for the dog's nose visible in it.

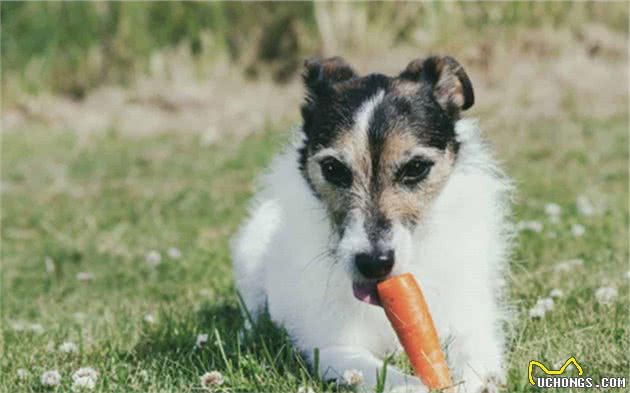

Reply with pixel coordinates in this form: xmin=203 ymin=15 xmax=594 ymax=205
xmin=354 ymin=249 xmax=395 ymax=279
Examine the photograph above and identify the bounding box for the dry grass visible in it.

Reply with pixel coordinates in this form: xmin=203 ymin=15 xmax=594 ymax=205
xmin=3 ymin=7 xmax=627 ymax=143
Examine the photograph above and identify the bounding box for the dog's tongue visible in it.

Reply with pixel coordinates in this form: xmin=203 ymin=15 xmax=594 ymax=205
xmin=352 ymin=282 xmax=382 ymax=307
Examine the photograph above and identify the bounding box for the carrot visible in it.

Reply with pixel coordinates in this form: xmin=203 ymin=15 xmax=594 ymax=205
xmin=377 ymin=273 xmax=452 ymax=391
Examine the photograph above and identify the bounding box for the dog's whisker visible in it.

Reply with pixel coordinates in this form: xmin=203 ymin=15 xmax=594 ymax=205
xmin=321 ymin=261 xmax=340 ymax=311
xmin=303 ymin=205 xmax=326 ymax=212
xmin=301 ymin=249 xmax=334 ymax=272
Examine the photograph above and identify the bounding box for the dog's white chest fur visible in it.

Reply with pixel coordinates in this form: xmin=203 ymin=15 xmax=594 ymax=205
xmin=232 ymin=119 xmax=512 ymax=392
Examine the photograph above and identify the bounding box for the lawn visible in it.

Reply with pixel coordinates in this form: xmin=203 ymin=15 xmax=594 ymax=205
xmin=1 ymin=112 xmax=628 ymax=392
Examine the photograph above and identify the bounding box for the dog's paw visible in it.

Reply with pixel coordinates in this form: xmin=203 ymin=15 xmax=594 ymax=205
xmin=475 ymin=373 xmax=506 ymax=393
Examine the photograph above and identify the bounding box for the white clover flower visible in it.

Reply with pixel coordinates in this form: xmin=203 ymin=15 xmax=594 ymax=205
xmin=571 ymin=224 xmax=585 ymax=237
xmin=200 ymin=126 xmax=219 ymax=147
xmin=544 ymin=203 xmax=561 ymax=219
xmin=76 ymin=272 xmax=94 ymax=282
xmin=595 ymin=287 xmax=618 ymax=305
xmin=72 ymin=367 xmax=98 ymax=392
xmin=167 ymin=247 xmax=182 ymax=259
xmin=72 ymin=375 xmax=96 ymax=391
xmin=198 ymin=288 xmax=212 ymax=297
xmin=72 ymin=367 xmax=98 ymax=391
xmin=41 ymin=370 xmax=62 ymax=387
xmin=529 ymin=297 xmax=554 ymax=319
xmin=200 ymin=371 xmax=224 ymax=389
xmin=576 ymin=195 xmax=595 ymax=216
xmin=529 ymin=304 xmax=546 ymax=319
xmin=73 ymin=312 xmax=86 ymax=321
xmin=11 ymin=321 xmax=45 ymax=334
xmin=297 ymin=386 xmax=315 ymax=393
xmin=17 ymin=368 xmax=29 ymax=380
xmin=517 ymin=220 xmax=543 ymax=233
xmin=553 ymin=258 xmax=584 ymax=273
xmin=549 ymin=289 xmax=564 ymax=298
xmin=342 ymin=369 xmax=364 ymax=386
xmin=195 ymin=333 xmax=209 ymax=348
xmin=138 ymin=369 xmax=149 ymax=381
xmin=10 ymin=321 xmax=26 ymax=332
xmin=72 ymin=367 xmax=98 ymax=381
xmin=29 ymin=323 xmax=45 ymax=334
xmin=45 ymin=256 xmax=56 ymax=273
xmin=145 ymin=250 xmax=162 ymax=267
xmin=537 ymin=297 xmax=555 ymax=312
xmin=59 ymin=341 xmax=79 ymax=353
xmin=143 ymin=314 xmax=156 ymax=324
xmin=553 ymin=262 xmax=571 ymax=273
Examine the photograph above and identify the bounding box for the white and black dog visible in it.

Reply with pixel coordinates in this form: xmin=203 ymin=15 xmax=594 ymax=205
xmin=232 ymin=56 xmax=512 ymax=392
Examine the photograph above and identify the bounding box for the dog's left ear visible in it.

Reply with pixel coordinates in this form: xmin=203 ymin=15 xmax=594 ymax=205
xmin=399 ymin=56 xmax=474 ymax=113
xmin=301 ymin=57 xmax=357 ymax=140
xmin=303 ymin=56 xmax=357 ymax=92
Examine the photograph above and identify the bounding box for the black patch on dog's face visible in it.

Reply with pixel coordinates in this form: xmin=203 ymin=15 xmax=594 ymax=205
xmin=299 ymin=73 xmax=391 ymax=171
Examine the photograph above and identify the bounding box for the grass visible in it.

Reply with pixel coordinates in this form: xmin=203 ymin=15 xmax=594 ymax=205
xmin=1 ymin=112 xmax=628 ymax=392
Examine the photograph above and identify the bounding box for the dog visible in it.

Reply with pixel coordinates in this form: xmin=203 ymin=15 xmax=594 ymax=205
xmin=232 ymin=56 xmax=512 ymax=392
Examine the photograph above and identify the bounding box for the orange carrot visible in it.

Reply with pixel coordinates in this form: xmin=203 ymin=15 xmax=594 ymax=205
xmin=377 ymin=273 xmax=452 ymax=391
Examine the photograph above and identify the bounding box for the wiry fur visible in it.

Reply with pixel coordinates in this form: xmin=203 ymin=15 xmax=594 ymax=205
xmin=232 ymin=116 xmax=513 ymax=392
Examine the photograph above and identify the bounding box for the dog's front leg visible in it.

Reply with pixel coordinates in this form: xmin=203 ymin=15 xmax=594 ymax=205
xmin=448 ymin=305 xmax=506 ymax=393
xmin=316 ymin=346 xmax=426 ymax=393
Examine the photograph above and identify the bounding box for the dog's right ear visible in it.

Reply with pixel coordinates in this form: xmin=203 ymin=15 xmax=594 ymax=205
xmin=399 ymin=56 xmax=474 ymax=114
xmin=303 ymin=56 xmax=357 ymax=93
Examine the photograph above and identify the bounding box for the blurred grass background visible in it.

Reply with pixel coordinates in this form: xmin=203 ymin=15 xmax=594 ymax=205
xmin=1 ymin=2 xmax=628 ymax=392
xmin=2 ymin=1 xmax=628 ymax=99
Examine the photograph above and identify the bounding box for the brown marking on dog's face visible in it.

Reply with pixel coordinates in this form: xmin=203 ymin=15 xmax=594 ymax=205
xmin=305 ymin=123 xmax=372 ymax=228
xmin=305 ymin=120 xmax=457 ymax=235
xmin=376 ymin=131 xmax=456 ymax=225
xmin=335 ymin=126 xmax=371 ymax=176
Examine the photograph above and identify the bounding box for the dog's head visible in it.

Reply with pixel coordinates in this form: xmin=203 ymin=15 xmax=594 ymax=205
xmin=299 ymin=56 xmax=474 ymax=305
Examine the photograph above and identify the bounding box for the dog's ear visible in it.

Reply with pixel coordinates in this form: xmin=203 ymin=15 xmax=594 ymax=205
xmin=303 ymin=56 xmax=357 ymax=92
xmin=301 ymin=57 xmax=357 ymax=139
xmin=399 ymin=56 xmax=474 ymax=113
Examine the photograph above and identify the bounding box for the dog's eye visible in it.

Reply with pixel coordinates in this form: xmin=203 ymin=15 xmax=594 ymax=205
xmin=320 ymin=157 xmax=352 ymax=188
xmin=396 ymin=158 xmax=434 ymax=186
